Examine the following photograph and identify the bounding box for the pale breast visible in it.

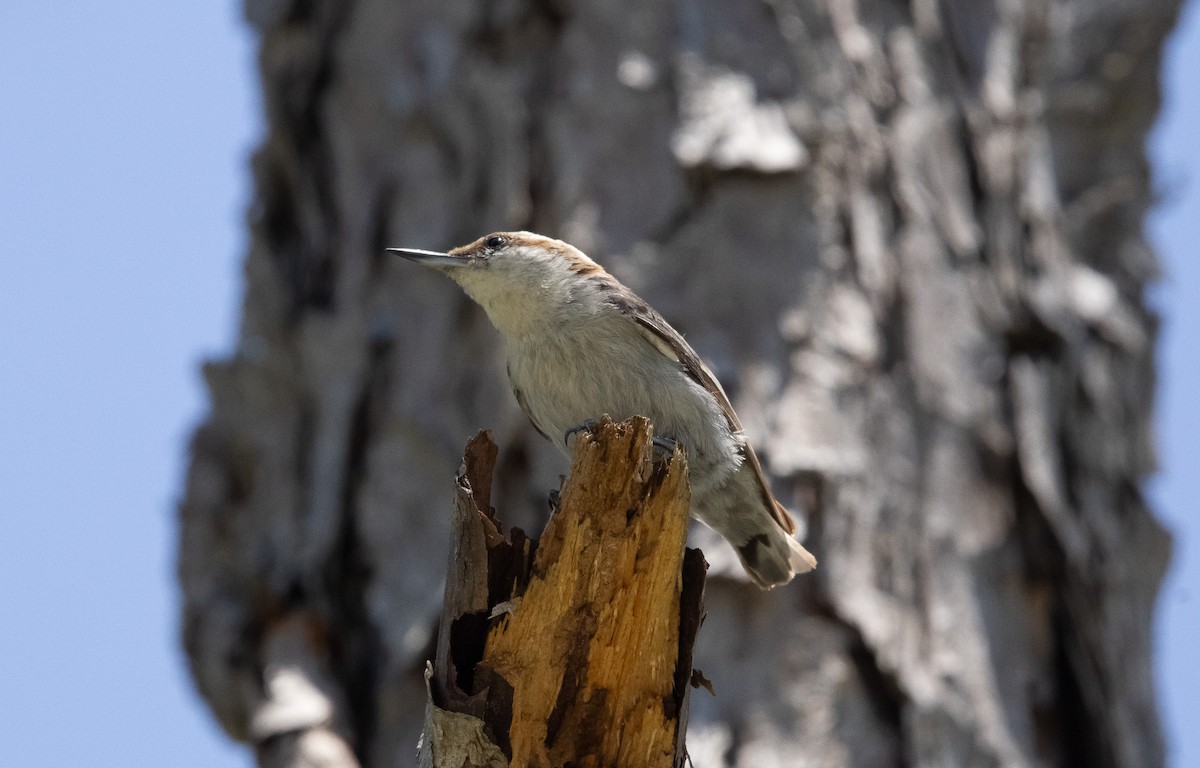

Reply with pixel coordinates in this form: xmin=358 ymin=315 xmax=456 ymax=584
xmin=504 ymin=319 xmax=741 ymax=491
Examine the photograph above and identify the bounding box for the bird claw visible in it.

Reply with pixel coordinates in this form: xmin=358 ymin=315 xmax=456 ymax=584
xmin=563 ymin=419 xmax=598 ymax=449
xmin=651 ymin=435 xmax=683 ymax=464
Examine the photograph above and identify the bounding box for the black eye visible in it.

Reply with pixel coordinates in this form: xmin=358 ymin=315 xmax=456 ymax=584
xmin=485 ymin=235 xmax=508 ymax=249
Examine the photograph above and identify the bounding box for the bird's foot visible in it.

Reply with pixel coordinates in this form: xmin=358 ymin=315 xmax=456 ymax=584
xmin=547 ymin=488 xmax=561 ymax=512
xmin=563 ymin=419 xmax=598 ymax=451
xmin=651 ymin=435 xmax=683 ymax=465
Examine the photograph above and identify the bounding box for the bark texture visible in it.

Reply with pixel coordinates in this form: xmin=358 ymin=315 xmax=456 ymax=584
xmin=421 ymin=418 xmax=704 ymax=768
xmin=179 ymin=0 xmax=1179 ymax=765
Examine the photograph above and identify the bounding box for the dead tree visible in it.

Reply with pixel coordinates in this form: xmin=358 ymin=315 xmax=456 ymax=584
xmin=420 ymin=418 xmax=706 ymax=767
xmin=179 ymin=0 xmax=1179 ymax=765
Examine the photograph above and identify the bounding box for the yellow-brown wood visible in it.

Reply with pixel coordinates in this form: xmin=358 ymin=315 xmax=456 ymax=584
xmin=478 ymin=417 xmax=691 ymax=768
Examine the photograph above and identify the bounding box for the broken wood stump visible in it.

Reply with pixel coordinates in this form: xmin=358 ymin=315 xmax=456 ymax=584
xmin=418 ymin=416 xmax=708 ymax=768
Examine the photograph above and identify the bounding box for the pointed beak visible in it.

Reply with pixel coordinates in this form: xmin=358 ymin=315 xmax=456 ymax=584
xmin=386 ymin=247 xmax=468 ymax=268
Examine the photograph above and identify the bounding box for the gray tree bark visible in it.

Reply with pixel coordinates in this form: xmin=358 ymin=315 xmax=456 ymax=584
xmin=179 ymin=0 xmax=1178 ymax=766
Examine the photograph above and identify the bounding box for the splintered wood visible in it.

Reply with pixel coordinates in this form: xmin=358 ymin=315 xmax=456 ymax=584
xmin=422 ymin=416 xmax=706 ymax=768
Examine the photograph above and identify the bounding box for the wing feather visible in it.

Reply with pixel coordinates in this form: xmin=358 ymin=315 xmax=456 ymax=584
xmin=606 ymin=289 xmax=797 ymax=535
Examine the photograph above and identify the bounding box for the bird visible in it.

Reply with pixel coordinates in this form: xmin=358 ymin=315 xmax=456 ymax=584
xmin=388 ymin=231 xmax=816 ymax=588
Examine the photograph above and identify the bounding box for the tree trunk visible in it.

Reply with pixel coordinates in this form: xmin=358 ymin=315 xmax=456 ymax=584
xmin=179 ymin=0 xmax=1178 ymax=766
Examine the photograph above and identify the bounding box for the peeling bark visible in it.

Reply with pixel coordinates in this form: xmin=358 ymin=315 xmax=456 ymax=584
xmin=422 ymin=418 xmax=704 ymax=767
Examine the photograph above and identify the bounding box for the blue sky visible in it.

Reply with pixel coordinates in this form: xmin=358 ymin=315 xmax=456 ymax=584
xmin=0 ymin=3 xmax=1194 ymax=766
xmin=1148 ymin=2 xmax=1200 ymax=763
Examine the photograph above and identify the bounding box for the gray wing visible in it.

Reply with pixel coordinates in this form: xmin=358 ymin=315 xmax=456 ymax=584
xmin=604 ymin=289 xmax=798 ymax=535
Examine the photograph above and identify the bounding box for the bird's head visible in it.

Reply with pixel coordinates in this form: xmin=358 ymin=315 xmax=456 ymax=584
xmin=388 ymin=231 xmax=611 ymax=337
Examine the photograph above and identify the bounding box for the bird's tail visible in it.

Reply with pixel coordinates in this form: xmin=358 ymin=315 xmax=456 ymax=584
xmin=787 ymin=534 xmax=818 ymax=573
xmin=733 ymin=524 xmax=817 ymax=589
xmin=696 ymin=459 xmax=818 ymax=588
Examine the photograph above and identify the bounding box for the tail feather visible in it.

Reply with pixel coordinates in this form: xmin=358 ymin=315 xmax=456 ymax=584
xmin=734 ymin=529 xmax=818 ymax=589
xmin=787 ymin=536 xmax=818 ymax=574
xmin=697 ymin=463 xmax=818 ymax=588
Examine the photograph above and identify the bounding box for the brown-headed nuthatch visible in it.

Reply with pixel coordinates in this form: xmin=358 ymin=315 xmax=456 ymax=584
xmin=389 ymin=231 xmax=816 ymax=588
